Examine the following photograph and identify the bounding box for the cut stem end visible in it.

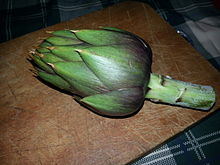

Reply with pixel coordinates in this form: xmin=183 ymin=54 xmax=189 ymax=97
xmin=145 ymin=73 xmax=216 ymax=111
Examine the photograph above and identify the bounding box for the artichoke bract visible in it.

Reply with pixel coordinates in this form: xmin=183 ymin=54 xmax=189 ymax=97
xmin=31 ymin=27 xmax=216 ymax=117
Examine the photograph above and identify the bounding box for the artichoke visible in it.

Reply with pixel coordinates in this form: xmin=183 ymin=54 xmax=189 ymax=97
xmin=31 ymin=27 xmax=216 ymax=117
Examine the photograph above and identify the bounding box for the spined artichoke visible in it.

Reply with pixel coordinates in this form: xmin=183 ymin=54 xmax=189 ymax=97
xmin=31 ymin=27 xmax=216 ymax=116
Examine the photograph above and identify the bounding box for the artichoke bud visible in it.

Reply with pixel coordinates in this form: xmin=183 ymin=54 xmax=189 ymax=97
xmin=31 ymin=27 xmax=151 ymax=116
xmin=32 ymin=27 xmax=215 ymax=116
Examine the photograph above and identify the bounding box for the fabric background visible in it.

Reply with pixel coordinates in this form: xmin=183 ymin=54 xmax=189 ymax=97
xmin=142 ymin=0 xmax=220 ymax=75
xmin=130 ymin=109 xmax=220 ymax=165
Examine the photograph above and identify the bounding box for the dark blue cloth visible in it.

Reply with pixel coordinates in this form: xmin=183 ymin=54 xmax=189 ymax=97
xmin=0 ymin=0 xmax=120 ymax=42
xmin=131 ymin=109 xmax=220 ymax=165
xmin=142 ymin=0 xmax=220 ymax=71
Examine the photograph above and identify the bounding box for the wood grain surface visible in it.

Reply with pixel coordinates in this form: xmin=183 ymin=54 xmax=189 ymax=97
xmin=0 ymin=1 xmax=220 ymax=165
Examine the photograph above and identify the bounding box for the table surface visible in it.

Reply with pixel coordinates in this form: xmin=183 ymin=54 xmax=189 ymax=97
xmin=0 ymin=1 xmax=220 ymax=165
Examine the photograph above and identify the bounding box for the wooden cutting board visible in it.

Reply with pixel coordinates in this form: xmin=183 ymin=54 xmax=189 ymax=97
xmin=0 ymin=1 xmax=219 ymax=165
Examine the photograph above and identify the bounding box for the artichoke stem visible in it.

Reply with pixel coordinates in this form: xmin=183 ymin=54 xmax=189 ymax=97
xmin=145 ymin=73 xmax=216 ymax=111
